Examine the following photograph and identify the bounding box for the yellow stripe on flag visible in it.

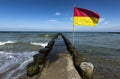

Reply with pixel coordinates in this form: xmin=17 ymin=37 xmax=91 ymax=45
xmin=74 ymin=17 xmax=99 ymax=26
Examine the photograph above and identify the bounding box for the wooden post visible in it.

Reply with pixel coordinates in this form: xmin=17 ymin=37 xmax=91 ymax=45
xmin=33 ymin=54 xmax=46 ymax=65
xmin=80 ymin=62 xmax=94 ymax=79
xmin=26 ymin=62 xmax=40 ymax=77
xmin=39 ymin=48 xmax=50 ymax=56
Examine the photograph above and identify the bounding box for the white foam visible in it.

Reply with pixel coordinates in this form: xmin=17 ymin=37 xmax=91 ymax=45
xmin=18 ymin=57 xmax=33 ymax=70
xmin=5 ymin=58 xmax=33 ymax=79
xmin=0 ymin=56 xmax=18 ymax=74
xmin=9 ymin=55 xmax=14 ymax=59
xmin=31 ymin=42 xmax=48 ymax=47
xmin=45 ymin=34 xmax=49 ymax=37
xmin=0 ymin=41 xmax=16 ymax=45
xmin=0 ymin=51 xmax=37 ymax=79
xmin=0 ymin=51 xmax=4 ymax=54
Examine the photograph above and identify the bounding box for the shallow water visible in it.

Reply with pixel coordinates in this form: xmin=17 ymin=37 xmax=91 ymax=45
xmin=64 ymin=32 xmax=120 ymax=79
xmin=0 ymin=32 xmax=55 ymax=79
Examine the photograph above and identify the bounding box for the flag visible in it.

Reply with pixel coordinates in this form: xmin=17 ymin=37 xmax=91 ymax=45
xmin=74 ymin=7 xmax=100 ymax=26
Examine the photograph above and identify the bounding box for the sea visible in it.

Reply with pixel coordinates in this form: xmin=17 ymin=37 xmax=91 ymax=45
xmin=0 ymin=32 xmax=120 ymax=79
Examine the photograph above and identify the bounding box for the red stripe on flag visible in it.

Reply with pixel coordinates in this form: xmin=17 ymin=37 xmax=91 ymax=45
xmin=74 ymin=7 xmax=99 ymax=19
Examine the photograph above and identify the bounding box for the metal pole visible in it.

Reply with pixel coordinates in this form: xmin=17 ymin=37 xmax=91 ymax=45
xmin=73 ymin=23 xmax=74 ymax=45
xmin=73 ymin=4 xmax=75 ymax=46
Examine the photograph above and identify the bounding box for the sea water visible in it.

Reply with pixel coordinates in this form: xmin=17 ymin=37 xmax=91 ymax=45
xmin=0 ymin=32 xmax=120 ymax=79
xmin=0 ymin=32 xmax=55 ymax=79
xmin=64 ymin=32 xmax=120 ymax=79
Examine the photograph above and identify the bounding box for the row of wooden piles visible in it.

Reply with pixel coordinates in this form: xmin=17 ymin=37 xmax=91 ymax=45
xmin=26 ymin=33 xmax=59 ymax=77
xmin=26 ymin=33 xmax=94 ymax=79
xmin=61 ymin=33 xmax=94 ymax=79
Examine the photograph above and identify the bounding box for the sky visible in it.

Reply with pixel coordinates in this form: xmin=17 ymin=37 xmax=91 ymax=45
xmin=0 ymin=0 xmax=120 ymax=32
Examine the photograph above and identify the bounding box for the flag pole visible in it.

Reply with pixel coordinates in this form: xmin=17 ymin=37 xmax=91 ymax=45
xmin=72 ymin=20 xmax=74 ymax=45
xmin=72 ymin=4 xmax=76 ymax=46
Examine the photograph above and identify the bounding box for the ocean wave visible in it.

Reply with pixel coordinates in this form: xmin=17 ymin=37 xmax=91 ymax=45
xmin=30 ymin=42 xmax=48 ymax=47
xmin=45 ymin=34 xmax=49 ymax=37
xmin=5 ymin=58 xmax=33 ymax=79
xmin=0 ymin=51 xmax=37 ymax=79
xmin=0 ymin=41 xmax=16 ymax=45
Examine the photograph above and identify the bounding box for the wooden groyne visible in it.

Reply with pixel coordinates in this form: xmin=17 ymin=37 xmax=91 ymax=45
xmin=26 ymin=33 xmax=94 ymax=79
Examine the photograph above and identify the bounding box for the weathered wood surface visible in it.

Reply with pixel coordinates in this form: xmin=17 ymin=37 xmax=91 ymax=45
xmin=29 ymin=36 xmax=81 ymax=79
xmin=80 ymin=62 xmax=94 ymax=79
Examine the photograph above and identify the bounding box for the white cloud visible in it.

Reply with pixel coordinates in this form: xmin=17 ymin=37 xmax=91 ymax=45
xmin=103 ymin=21 xmax=110 ymax=25
xmin=48 ymin=20 xmax=57 ymax=22
xmin=48 ymin=20 xmax=64 ymax=23
xmin=55 ymin=12 xmax=61 ymax=16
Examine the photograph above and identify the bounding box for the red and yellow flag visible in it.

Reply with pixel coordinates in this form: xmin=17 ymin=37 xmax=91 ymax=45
xmin=74 ymin=7 xmax=100 ymax=26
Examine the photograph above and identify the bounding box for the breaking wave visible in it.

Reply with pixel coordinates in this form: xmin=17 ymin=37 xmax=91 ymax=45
xmin=0 ymin=51 xmax=37 ymax=79
xmin=0 ymin=41 xmax=16 ymax=45
xmin=30 ymin=42 xmax=48 ymax=47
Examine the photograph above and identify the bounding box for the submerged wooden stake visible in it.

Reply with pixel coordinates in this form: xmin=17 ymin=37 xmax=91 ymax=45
xmin=80 ymin=62 xmax=94 ymax=79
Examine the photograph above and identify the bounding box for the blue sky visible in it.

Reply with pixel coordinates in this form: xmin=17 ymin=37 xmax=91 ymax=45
xmin=0 ymin=0 xmax=120 ymax=32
